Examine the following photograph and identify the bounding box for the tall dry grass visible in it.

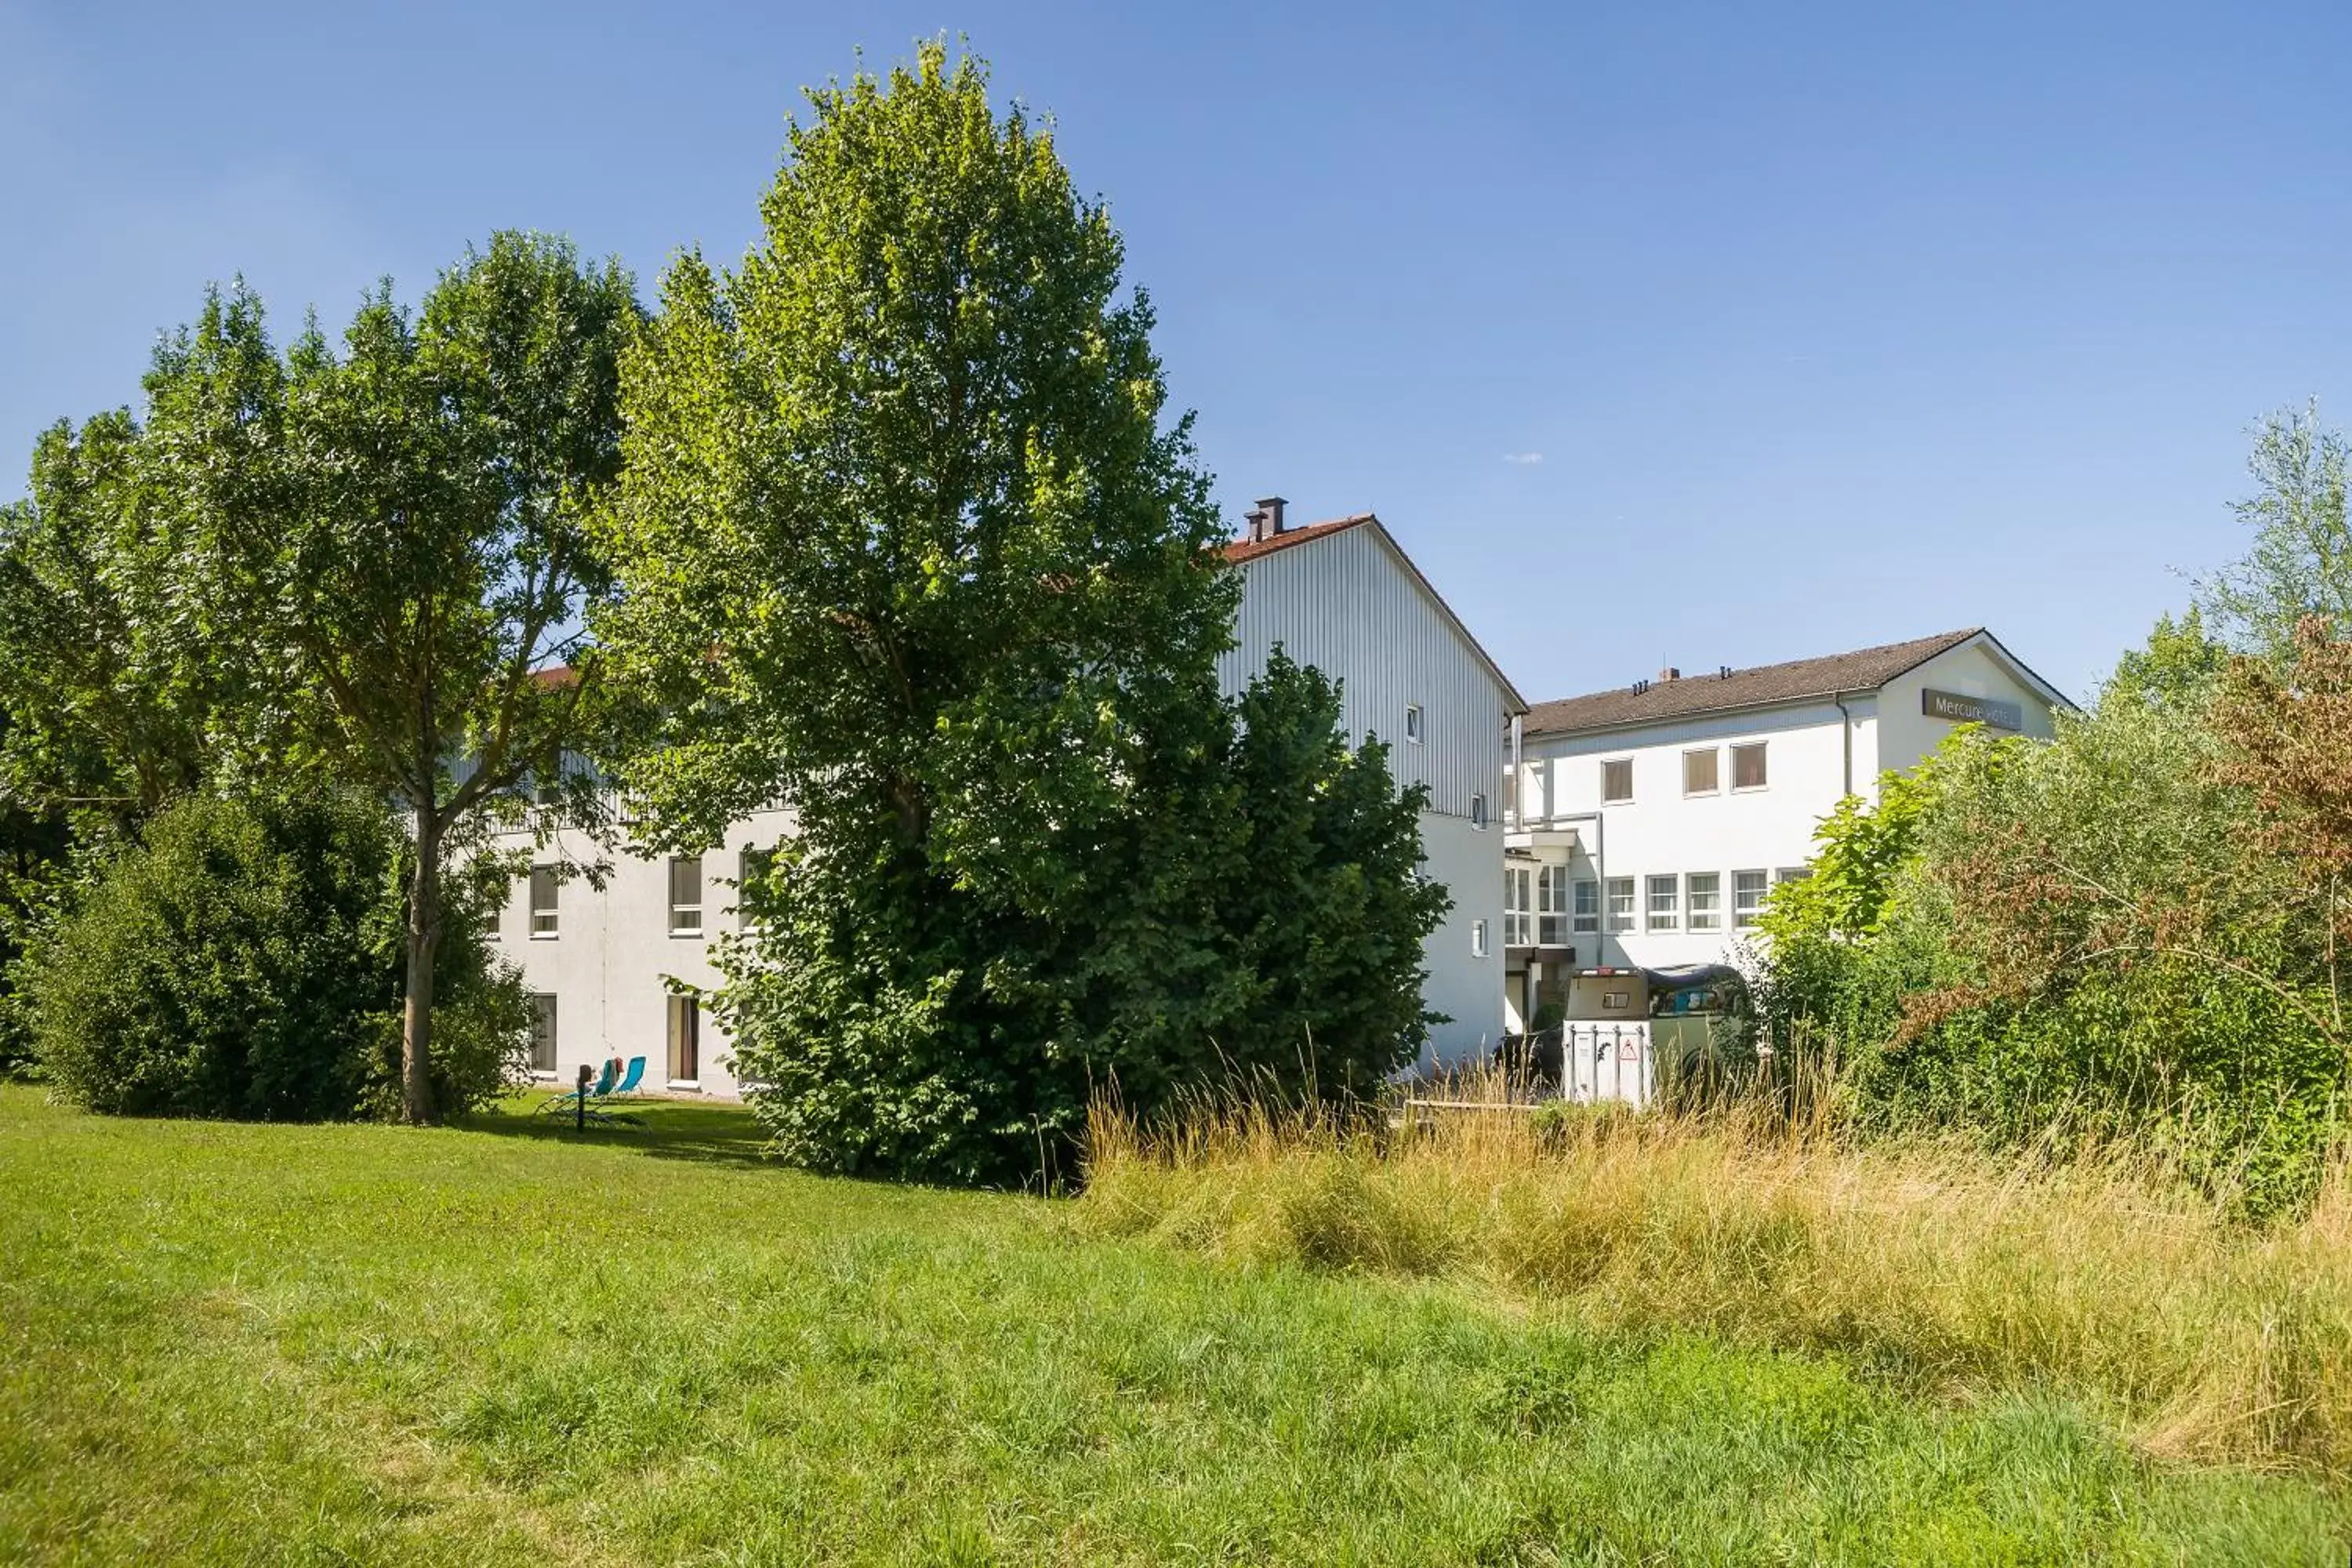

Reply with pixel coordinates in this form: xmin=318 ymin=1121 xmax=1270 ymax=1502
xmin=1079 ymin=1075 xmax=2352 ymax=1477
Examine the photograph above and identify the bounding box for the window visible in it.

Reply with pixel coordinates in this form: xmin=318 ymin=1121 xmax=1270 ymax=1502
xmin=1776 ymin=866 xmax=1811 ymax=885
xmin=1683 ymin=747 xmax=1719 ymax=795
xmin=667 ymin=994 xmax=701 ymax=1083
xmin=1404 ymin=704 xmax=1424 ymax=744
xmin=1537 ymin=865 xmax=1570 ymax=947
xmin=528 ymin=994 xmax=557 ymax=1075
xmin=1606 ymin=877 xmax=1635 ymax=932
xmin=668 ymin=855 xmax=703 ymax=936
xmin=532 ymin=769 xmax=561 ymax=806
xmin=1471 ymin=919 xmax=1490 ymax=959
xmin=1732 ymin=742 xmax=1768 ymax=790
xmin=738 ymin=844 xmax=775 ymax=931
xmin=528 ymin=866 xmax=558 ymax=936
xmin=1470 ymin=793 xmax=1489 ymax=829
xmin=1504 ymin=866 xmax=1534 ymax=948
xmin=1687 ymin=872 xmax=1722 ymax=932
xmin=1573 ymin=878 xmax=1600 ymax=934
xmin=1733 ymin=869 xmax=1769 ymax=929
xmin=1646 ymin=873 xmax=1680 ymax=931
xmin=1602 ymin=758 xmax=1633 ymax=803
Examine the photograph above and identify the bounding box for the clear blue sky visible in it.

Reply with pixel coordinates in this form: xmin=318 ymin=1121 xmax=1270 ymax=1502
xmin=6 ymin=2 xmax=2348 ymax=706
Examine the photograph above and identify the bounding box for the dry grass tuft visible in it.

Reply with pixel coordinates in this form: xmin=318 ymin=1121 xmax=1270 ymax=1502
xmin=1080 ymin=1073 xmax=2352 ymax=1478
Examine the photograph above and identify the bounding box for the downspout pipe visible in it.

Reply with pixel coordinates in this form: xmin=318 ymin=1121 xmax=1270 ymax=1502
xmin=1833 ymin=691 xmax=1854 ymax=798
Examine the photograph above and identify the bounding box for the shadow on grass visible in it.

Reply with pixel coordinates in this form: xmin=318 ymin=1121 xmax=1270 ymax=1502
xmin=455 ymin=1092 xmax=775 ymax=1170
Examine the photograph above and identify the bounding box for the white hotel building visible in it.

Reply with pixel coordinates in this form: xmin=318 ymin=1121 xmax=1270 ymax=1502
xmin=494 ymin=500 xmax=1524 ymax=1093
xmin=1499 ymin=628 xmax=2067 ymax=1033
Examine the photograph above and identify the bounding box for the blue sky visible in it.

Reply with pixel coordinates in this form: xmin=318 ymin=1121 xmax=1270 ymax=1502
xmin=5 ymin=2 xmax=2348 ymax=706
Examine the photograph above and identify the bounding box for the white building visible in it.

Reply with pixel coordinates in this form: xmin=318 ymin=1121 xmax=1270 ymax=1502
xmin=1499 ymin=627 xmax=2067 ymax=1033
xmin=494 ymin=499 xmax=1523 ymax=1094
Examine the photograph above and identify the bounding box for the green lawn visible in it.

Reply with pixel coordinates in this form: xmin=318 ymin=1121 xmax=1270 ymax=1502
xmin=0 ymin=1085 xmax=2343 ymax=1566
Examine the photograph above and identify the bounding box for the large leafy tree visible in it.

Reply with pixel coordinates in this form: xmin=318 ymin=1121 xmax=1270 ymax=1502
xmin=141 ymin=234 xmax=640 ymax=1123
xmin=593 ymin=43 xmax=1248 ymax=1181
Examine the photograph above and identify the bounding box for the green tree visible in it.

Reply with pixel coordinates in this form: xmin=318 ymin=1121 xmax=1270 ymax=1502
xmin=593 ymin=43 xmax=1250 ymax=1182
xmin=2198 ymin=402 xmax=2352 ymax=662
xmin=140 ymin=234 xmax=640 ymax=1124
xmin=24 ymin=789 xmax=528 ymax=1120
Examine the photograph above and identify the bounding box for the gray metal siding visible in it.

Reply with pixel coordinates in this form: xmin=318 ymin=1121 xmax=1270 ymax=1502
xmin=1218 ymin=525 xmax=1508 ymax=819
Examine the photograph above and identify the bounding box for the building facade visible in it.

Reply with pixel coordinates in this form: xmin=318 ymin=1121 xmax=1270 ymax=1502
xmin=492 ymin=499 xmax=1523 ymax=1094
xmin=1499 ymin=628 xmax=2067 ymax=1033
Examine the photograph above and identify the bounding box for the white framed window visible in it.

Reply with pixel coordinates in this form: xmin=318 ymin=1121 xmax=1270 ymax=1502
xmin=1732 ymin=742 xmax=1768 ymax=791
xmin=668 ymin=855 xmax=704 ymax=936
xmin=1683 ymin=747 xmax=1719 ymax=796
xmin=1573 ymin=878 xmax=1599 ymax=934
xmin=1606 ymin=877 xmax=1635 ymax=932
xmin=1687 ymin=871 xmax=1722 ymax=932
xmin=1602 ymin=758 xmax=1633 ymax=803
xmin=1471 ymin=919 xmax=1490 ymax=959
xmin=528 ymin=993 xmax=557 ymax=1076
xmin=1646 ymin=873 xmax=1680 ymax=931
xmin=1404 ymin=704 xmax=1424 ymax=744
xmin=666 ymin=993 xmax=701 ymax=1085
xmin=1537 ymin=865 xmax=1570 ymax=947
xmin=528 ymin=866 xmax=558 ymax=937
xmin=1776 ymin=866 xmax=1811 ymax=885
xmin=1733 ymin=869 xmax=1769 ymax=929
xmin=1470 ymin=793 xmax=1489 ymax=829
xmin=1504 ymin=866 xmax=1534 ymax=948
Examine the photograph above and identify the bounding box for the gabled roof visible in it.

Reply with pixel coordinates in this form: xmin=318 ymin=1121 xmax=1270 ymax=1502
xmin=1223 ymin=512 xmax=1527 ymax=713
xmin=1220 ymin=513 xmax=1377 ymax=564
xmin=1524 ymin=627 xmax=2051 ymax=738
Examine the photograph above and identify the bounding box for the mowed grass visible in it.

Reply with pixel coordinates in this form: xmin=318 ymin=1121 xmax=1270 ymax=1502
xmin=0 ymin=1086 xmax=2343 ymax=1566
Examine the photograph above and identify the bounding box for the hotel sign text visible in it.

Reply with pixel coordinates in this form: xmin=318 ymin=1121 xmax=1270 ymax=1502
xmin=1922 ymin=688 xmax=2023 ymax=731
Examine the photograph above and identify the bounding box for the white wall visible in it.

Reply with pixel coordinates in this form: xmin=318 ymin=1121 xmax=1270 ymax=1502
xmin=1224 ymin=522 xmax=1515 ymax=1072
xmin=488 ymin=806 xmax=793 ymax=1098
xmin=1526 ymin=701 xmax=1867 ymax=972
xmin=1877 ymin=637 xmax=2063 ymax=771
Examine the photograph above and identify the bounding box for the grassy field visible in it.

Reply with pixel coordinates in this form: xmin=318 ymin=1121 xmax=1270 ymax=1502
xmin=1 ymin=1085 xmax=2345 ymax=1565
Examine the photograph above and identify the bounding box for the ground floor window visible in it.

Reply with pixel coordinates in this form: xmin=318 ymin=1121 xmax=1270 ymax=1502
xmin=1573 ymin=878 xmax=1599 ymax=934
xmin=1537 ymin=864 xmax=1570 ymax=947
xmin=667 ymin=994 xmax=700 ymax=1083
xmin=1606 ymin=877 xmax=1635 ymax=932
xmin=1646 ymin=874 xmax=1679 ymax=931
xmin=1687 ymin=871 xmax=1722 ymax=931
xmin=1733 ymin=869 xmax=1769 ymax=928
xmin=1504 ymin=866 xmax=1533 ymax=947
xmin=528 ymin=993 xmax=557 ymax=1074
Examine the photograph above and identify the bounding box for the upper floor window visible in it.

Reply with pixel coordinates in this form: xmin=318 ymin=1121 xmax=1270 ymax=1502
xmin=1732 ymin=742 xmax=1768 ymax=790
xmin=1537 ymin=865 xmax=1571 ymax=947
xmin=669 ymin=855 xmax=703 ymax=936
xmin=1683 ymin=747 xmax=1719 ymax=795
xmin=528 ymin=866 xmax=558 ymax=936
xmin=1471 ymin=918 xmax=1490 ymax=959
xmin=1573 ymin=878 xmax=1600 ymax=935
xmin=1646 ymin=873 xmax=1680 ymax=931
xmin=1404 ymin=704 xmax=1424 ymax=744
xmin=1602 ymin=758 xmax=1633 ymax=803
xmin=1776 ymin=865 xmax=1811 ymax=885
xmin=1470 ymin=793 xmax=1489 ymax=829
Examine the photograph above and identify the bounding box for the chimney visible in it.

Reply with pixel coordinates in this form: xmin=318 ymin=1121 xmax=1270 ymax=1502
xmin=1657 ymin=666 xmax=1681 ymax=683
xmin=1242 ymin=506 xmax=1269 ymax=543
xmin=1255 ymin=495 xmax=1287 ymax=538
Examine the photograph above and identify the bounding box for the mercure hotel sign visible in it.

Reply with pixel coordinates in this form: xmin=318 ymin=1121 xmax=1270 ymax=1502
xmin=1922 ymin=688 xmax=2024 ymax=731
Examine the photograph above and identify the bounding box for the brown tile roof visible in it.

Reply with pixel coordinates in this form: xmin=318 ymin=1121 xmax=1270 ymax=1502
xmin=1523 ymin=629 xmax=1984 ymax=737
xmin=1219 ymin=513 xmax=1376 ymax=564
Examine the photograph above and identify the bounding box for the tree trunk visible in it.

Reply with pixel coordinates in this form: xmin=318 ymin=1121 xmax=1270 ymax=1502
xmin=403 ymin=804 xmax=442 ymax=1126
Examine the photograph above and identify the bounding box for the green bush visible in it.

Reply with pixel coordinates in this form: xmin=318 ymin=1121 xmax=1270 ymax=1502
xmin=26 ymin=791 xmax=528 ymax=1120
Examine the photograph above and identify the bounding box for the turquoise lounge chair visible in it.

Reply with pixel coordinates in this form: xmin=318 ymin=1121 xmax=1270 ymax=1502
xmin=606 ymin=1055 xmax=647 ymax=1101
xmin=541 ymin=1058 xmax=620 ymax=1120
